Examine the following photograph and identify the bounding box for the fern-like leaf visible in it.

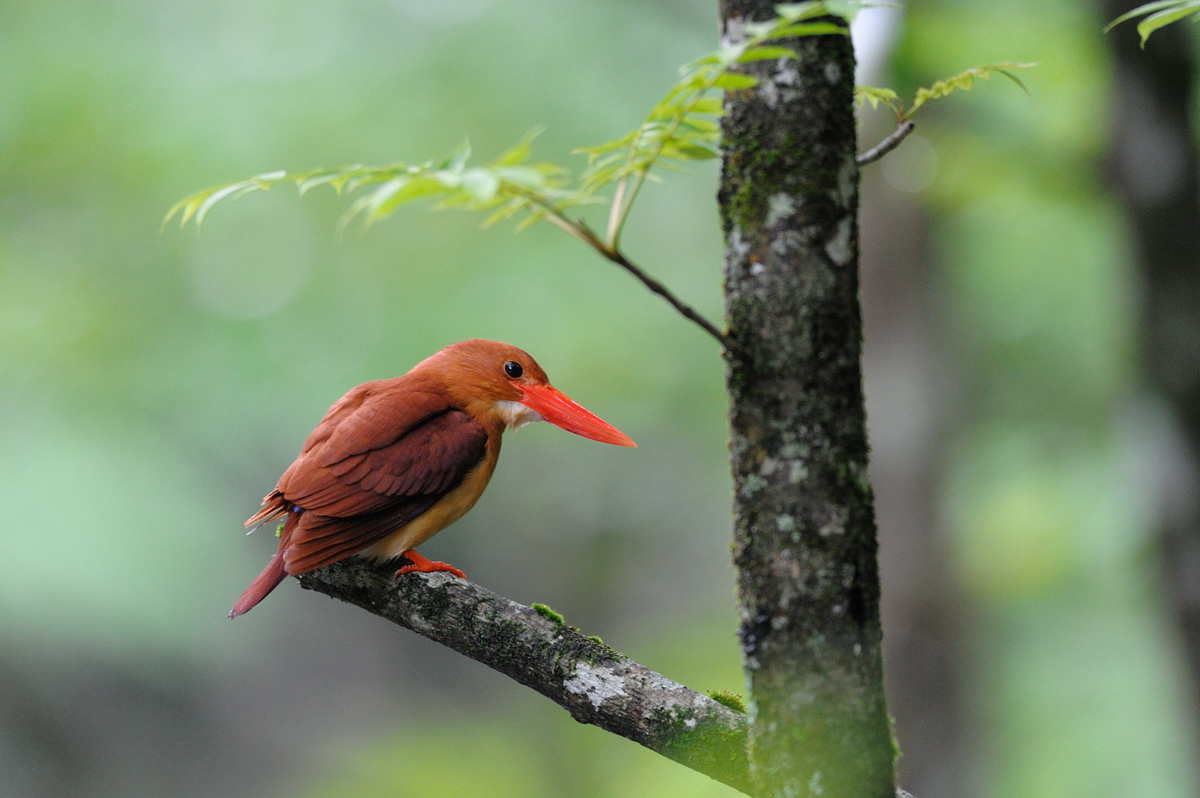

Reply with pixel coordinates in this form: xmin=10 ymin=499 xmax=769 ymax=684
xmin=855 ymin=85 xmax=901 ymax=116
xmin=166 ymin=131 xmax=598 ymax=234
xmin=1105 ymin=0 xmax=1200 ymax=46
xmin=906 ymin=62 xmax=1037 ymax=118
xmin=168 ymin=2 xmax=862 ymax=242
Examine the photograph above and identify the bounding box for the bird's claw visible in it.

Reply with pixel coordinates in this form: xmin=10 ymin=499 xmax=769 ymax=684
xmin=393 ymin=549 xmax=466 ymax=580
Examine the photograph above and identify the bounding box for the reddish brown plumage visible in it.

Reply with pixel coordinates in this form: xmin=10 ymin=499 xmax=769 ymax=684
xmin=230 ymin=339 xmax=634 ymax=618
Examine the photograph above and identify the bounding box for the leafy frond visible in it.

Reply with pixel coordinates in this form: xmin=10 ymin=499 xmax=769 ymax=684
xmin=164 ymin=170 xmax=292 ymax=229
xmin=176 ymin=2 xmax=983 ymax=251
xmin=169 ymin=3 xmax=860 ymax=244
xmin=909 ymin=62 xmax=1036 ymax=116
xmin=164 ymin=130 xmax=597 ymax=233
xmin=854 ymin=86 xmax=901 ymax=116
xmin=576 ymin=1 xmax=852 ymax=244
xmin=1104 ymin=0 xmax=1200 ymax=46
xmin=857 ymin=62 xmax=1036 ymax=124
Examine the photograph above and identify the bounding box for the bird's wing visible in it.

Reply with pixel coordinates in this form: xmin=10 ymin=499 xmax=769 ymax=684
xmin=282 ymin=499 xmax=447 ymax=574
xmin=295 ymin=376 xmax=447 ymax=462
xmin=282 ymin=408 xmax=487 ymax=516
xmin=262 ymin=383 xmax=489 ymax=574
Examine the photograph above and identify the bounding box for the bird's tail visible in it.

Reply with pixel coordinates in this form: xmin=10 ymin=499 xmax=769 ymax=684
xmin=229 ymin=509 xmax=297 ymax=619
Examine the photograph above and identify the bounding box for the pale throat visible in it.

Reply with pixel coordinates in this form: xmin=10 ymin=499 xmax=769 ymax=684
xmin=493 ymin=400 xmax=544 ymax=431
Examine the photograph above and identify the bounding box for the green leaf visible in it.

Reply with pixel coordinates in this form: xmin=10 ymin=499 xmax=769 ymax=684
xmin=460 ymin=168 xmax=501 ymax=203
xmin=307 ymin=166 xmax=388 ymax=196
xmin=678 ymin=116 xmax=722 ymax=135
xmin=491 ymin=127 xmax=544 ymax=166
xmin=488 ymin=166 xmax=544 ymax=190
xmin=736 ymin=45 xmax=798 ymax=63
xmin=1104 ymin=0 xmax=1200 ymax=43
xmin=712 ymin=73 xmax=759 ymax=90
xmin=163 ymin=194 xmax=202 ymax=229
xmin=772 ymin=22 xmax=848 ymax=37
xmin=513 ymin=210 xmax=547 ymax=233
xmin=482 ymin=197 xmax=531 ymax=228
xmin=774 ymin=2 xmax=826 ymax=22
xmin=166 ymin=1 xmax=876 ymax=245
xmin=823 ymin=0 xmax=863 ymax=21
xmin=441 ymin=141 xmax=472 ymax=172
xmin=855 ymin=85 xmax=899 ymax=108
xmin=684 ymin=52 xmax=723 ymax=69
xmin=366 ymin=176 xmax=415 ymax=214
xmin=688 ymin=97 xmax=725 ymax=115
xmin=1138 ymin=3 xmax=1200 ymax=45
xmin=659 ymin=140 xmax=720 ymax=161
xmin=344 ymin=172 xmax=388 ymax=194
xmin=164 ymin=171 xmax=288 ymax=228
xmin=994 ymin=68 xmax=1035 ymax=97
xmin=297 ymin=169 xmax=355 ymax=196
xmin=374 ymin=175 xmax=450 ymax=221
xmin=908 ymin=62 xmax=1037 ymax=117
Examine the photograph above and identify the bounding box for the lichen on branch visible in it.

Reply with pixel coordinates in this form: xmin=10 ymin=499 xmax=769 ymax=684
xmin=296 ymin=560 xmax=753 ymax=795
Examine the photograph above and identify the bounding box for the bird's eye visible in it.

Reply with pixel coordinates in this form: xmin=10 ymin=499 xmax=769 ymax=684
xmin=504 ymin=361 xmax=524 ymax=379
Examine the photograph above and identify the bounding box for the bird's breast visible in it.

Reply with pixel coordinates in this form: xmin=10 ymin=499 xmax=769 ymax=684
xmin=359 ymin=441 xmax=501 ymax=562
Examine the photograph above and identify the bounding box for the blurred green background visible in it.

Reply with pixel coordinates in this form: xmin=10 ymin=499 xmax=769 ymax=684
xmin=1 ymin=0 xmax=1197 ymax=796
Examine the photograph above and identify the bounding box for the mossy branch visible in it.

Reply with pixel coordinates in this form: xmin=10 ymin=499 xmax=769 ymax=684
xmin=295 ymin=559 xmax=753 ymax=795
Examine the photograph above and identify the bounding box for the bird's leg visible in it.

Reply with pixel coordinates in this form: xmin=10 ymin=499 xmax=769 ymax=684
xmin=395 ymin=549 xmax=466 ymax=580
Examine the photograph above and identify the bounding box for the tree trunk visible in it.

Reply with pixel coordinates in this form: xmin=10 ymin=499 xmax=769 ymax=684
xmin=718 ymin=4 xmax=896 ymax=796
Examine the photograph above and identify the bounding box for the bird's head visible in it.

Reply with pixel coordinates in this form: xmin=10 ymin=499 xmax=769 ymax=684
xmin=417 ymin=339 xmax=636 ymax=447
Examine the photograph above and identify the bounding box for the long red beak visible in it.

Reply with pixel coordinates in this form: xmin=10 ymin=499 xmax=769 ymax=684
xmin=519 ymin=384 xmax=637 ymax=447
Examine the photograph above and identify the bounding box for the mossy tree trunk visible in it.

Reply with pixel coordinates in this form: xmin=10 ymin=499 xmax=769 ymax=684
xmin=718 ymin=4 xmax=896 ymax=796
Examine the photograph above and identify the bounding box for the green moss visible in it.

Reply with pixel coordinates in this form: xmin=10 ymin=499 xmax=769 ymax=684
xmin=840 ymin=459 xmax=872 ymax=496
xmin=648 ymin=705 xmax=751 ymax=793
xmin=890 ymin=712 xmax=901 ymax=763
xmin=727 ymin=164 xmax=769 ymax=232
xmin=560 ymin=629 xmax=621 ymax=666
xmin=531 ymin=603 xmax=564 ymax=625
xmin=480 ymin=603 xmax=621 ymax=668
xmin=707 ymin=690 xmax=747 ymax=714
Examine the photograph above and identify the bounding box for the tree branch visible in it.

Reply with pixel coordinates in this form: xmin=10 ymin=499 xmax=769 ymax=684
xmin=570 ymin=219 xmax=743 ymax=357
xmin=296 ymin=559 xmax=752 ymax=795
xmin=600 ymin=246 xmax=743 ymax=357
xmin=522 ymin=196 xmax=741 ymax=357
xmin=857 ymin=120 xmax=916 ymax=167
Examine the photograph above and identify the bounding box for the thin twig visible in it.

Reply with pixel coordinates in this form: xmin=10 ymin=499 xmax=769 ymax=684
xmin=607 ymin=175 xmax=628 ymax=245
xmin=296 ymin=560 xmax=753 ymax=795
xmin=525 ymin=196 xmax=742 ymax=358
xmin=601 ymin=244 xmax=741 ymax=357
xmin=856 ymin=119 xmax=916 ymax=166
xmin=609 ymin=89 xmax=706 ymax=249
xmin=538 ymin=210 xmax=597 ymax=247
xmin=572 ymin=221 xmax=741 ymax=357
xmin=610 ymin=167 xmax=650 ymax=249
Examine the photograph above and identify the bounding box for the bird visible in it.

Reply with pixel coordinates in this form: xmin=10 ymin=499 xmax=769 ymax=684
xmin=229 ymin=339 xmax=636 ymax=618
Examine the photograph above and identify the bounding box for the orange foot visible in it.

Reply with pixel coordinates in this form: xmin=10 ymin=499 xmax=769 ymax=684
xmin=394 ymin=548 xmax=466 ymax=580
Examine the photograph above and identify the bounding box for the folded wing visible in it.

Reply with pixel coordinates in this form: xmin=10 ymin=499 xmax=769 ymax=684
xmin=246 ymin=378 xmax=488 ymax=575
